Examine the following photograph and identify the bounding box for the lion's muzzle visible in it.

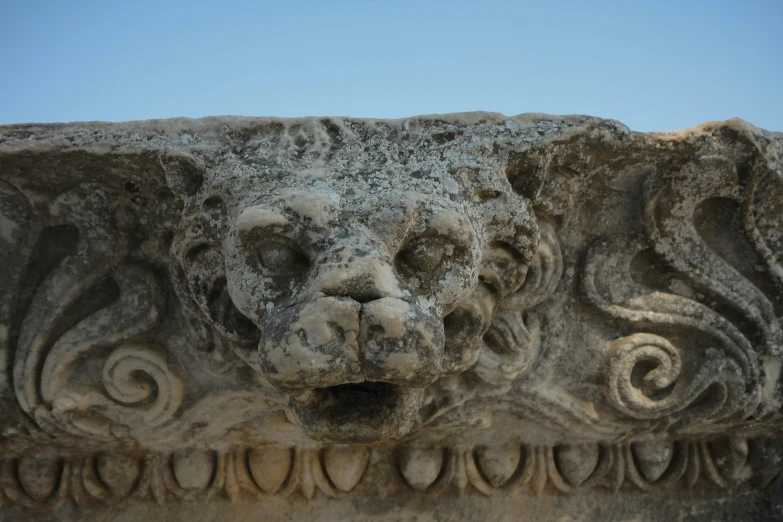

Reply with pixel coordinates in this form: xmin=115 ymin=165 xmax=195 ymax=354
xmin=260 ymin=294 xmax=444 ymax=442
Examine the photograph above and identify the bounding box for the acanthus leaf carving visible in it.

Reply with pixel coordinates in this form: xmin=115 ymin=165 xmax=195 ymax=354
xmin=9 ymin=184 xmax=183 ymax=442
xmin=584 ymin=233 xmax=763 ymax=428
xmin=584 ymin=148 xmax=782 ymax=431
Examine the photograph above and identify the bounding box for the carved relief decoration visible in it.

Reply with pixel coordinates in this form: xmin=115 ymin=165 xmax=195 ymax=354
xmin=0 ymin=114 xmax=781 ymax=510
xmin=1 ymin=436 xmax=781 ymax=508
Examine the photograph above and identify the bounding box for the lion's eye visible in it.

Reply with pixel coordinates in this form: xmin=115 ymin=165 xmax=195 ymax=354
xmin=257 ymin=235 xmax=310 ymax=275
xmin=396 ymin=239 xmax=452 ymax=274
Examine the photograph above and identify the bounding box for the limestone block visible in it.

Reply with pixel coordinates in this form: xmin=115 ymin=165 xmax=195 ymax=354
xmin=0 ymin=113 xmax=781 ymax=520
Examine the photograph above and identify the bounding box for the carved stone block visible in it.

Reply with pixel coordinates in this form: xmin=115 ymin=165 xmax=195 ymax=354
xmin=0 ymin=113 xmax=781 ymax=520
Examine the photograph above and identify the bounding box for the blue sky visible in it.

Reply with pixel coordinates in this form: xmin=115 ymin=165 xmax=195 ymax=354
xmin=2 ymin=0 xmax=781 ymax=131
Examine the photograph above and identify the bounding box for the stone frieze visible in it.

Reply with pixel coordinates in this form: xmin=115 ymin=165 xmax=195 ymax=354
xmin=0 ymin=113 xmax=781 ymax=519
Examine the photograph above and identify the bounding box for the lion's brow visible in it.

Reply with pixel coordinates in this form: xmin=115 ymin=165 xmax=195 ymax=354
xmin=277 ymin=191 xmax=340 ymax=229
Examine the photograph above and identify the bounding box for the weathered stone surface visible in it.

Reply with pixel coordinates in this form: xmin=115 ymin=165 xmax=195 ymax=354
xmin=0 ymin=112 xmax=781 ymax=520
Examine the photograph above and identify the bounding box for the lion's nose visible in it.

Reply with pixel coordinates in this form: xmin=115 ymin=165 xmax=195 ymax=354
xmin=322 ymin=272 xmax=384 ymax=303
xmin=359 ymin=297 xmax=444 ymax=387
xmin=316 ymin=256 xmax=404 ymax=303
xmin=259 ymin=296 xmax=364 ymax=393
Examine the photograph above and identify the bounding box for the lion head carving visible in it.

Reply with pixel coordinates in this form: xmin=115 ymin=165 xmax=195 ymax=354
xmin=164 ymin=127 xmax=540 ymax=443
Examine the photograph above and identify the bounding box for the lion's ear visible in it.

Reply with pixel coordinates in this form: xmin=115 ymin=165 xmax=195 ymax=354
xmin=473 ymin=218 xmax=563 ymax=384
xmin=477 ymin=191 xmax=540 ymax=298
xmin=441 ymin=195 xmax=542 ymax=377
xmin=168 ymin=195 xmax=259 ymax=348
xmin=159 ymin=152 xmax=206 ymax=201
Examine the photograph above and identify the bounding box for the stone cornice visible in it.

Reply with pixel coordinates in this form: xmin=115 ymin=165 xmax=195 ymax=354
xmin=0 ymin=113 xmax=781 ymax=519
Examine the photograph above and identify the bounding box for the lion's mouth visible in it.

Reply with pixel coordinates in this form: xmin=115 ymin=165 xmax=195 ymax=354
xmin=302 ymin=381 xmax=407 ymax=423
xmin=314 ymin=381 xmax=400 ymax=404
xmin=288 ymin=381 xmax=423 ymax=443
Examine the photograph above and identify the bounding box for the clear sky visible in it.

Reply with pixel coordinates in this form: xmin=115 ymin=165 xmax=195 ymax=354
xmin=2 ymin=0 xmax=781 ymax=131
